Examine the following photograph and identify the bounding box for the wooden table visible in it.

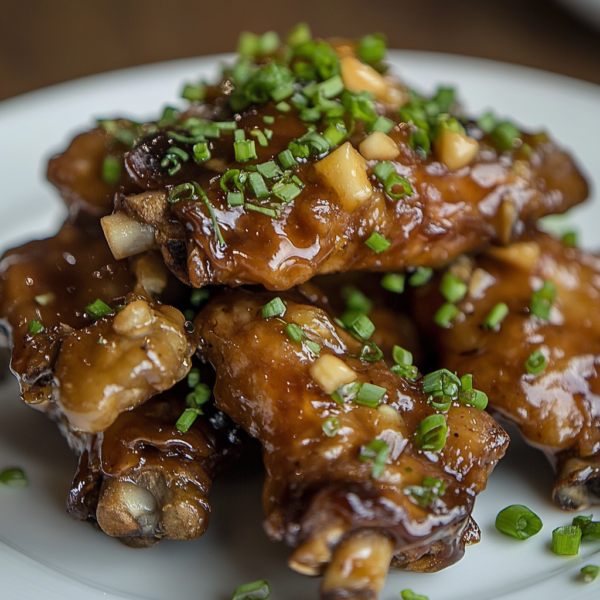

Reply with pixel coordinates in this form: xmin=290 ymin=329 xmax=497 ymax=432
xmin=1 ymin=0 xmax=599 ymax=101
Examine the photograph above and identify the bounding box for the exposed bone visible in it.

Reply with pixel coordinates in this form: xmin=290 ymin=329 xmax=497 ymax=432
xmin=553 ymin=454 xmax=600 ymax=510
xmin=288 ymin=524 xmax=347 ymax=576
xmin=321 ymin=531 xmax=394 ymax=600
xmin=101 ymin=212 xmax=156 ymax=260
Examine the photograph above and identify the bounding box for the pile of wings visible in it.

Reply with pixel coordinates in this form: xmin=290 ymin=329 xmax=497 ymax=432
xmin=1 ymin=26 xmax=598 ymax=600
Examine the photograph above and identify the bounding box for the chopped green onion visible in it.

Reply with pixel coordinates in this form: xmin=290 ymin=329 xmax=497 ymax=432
xmin=187 ymin=367 xmax=201 ymax=388
xmin=581 ymin=565 xmax=600 ymax=583
xmin=0 ymin=468 xmax=28 ymax=488
xmin=245 ymin=203 xmax=278 ymax=217
xmin=400 ymin=590 xmax=428 ymax=600
xmin=322 ymin=122 xmax=347 ymax=147
xmin=477 ymin=112 xmax=496 ymax=133
xmin=434 ymin=303 xmax=460 ymax=328
xmin=440 ymin=272 xmax=467 ymax=303
xmin=168 ymin=182 xmax=195 ymax=203
xmin=190 ymin=289 xmax=209 ymax=307
xmin=248 ymin=172 xmax=270 ymax=199
xmin=231 ymin=579 xmax=271 ymax=600
xmin=102 ymin=155 xmax=121 ymax=185
xmin=364 ymin=231 xmax=391 ymax=254
xmin=427 ymin=395 xmax=452 ymax=412
xmin=373 ymin=161 xmax=413 ymax=200
xmin=393 ymin=345 xmax=413 ymax=367
xmin=275 ymin=101 xmax=292 ymax=112
xmin=492 ymin=121 xmax=521 ymax=151
xmin=370 ymin=115 xmax=395 ymax=134
xmin=195 ymin=185 xmax=226 ymax=247
xmin=215 ymin=121 xmax=238 ymax=131
xmin=344 ymin=313 xmax=375 ymax=340
xmin=186 ymin=383 xmax=211 ymax=409
xmin=562 ymin=231 xmax=578 ymax=247
xmin=220 ymin=169 xmax=245 ymax=192
xmin=525 ymin=349 xmax=547 ymax=375
xmin=551 ymin=525 xmax=581 ymax=555
xmin=342 ymin=286 xmax=373 ymax=314
xmin=262 ymin=297 xmax=286 ymax=318
xmin=359 ymin=439 xmax=389 ymax=478
xmin=85 ymin=299 xmax=112 ymax=319
xmin=322 ymin=416 xmax=340 ymax=437
xmin=299 ymin=106 xmax=321 ymax=122
xmin=256 ymin=161 xmax=282 ymax=179
xmin=483 ymin=302 xmax=509 ymax=330
xmin=181 ymin=83 xmax=206 ymax=102
xmin=409 ymin=267 xmax=433 ymax=287
xmin=166 ymin=146 xmax=189 ymax=162
xmin=262 ymin=115 xmax=275 ymax=125
xmin=355 ymin=382 xmax=387 ymax=407
xmin=357 ymin=33 xmax=387 ymax=65
xmin=228 ymin=191 xmax=244 ymax=206
xmin=285 ymin=323 xmax=306 ymax=343
xmin=380 ymin=273 xmax=405 ymax=293
xmin=404 ymin=477 xmax=446 ymax=507
xmin=193 ymin=142 xmax=211 ymax=163
xmin=414 ymin=414 xmax=448 ymax=451
xmin=158 ymin=106 xmax=180 ymax=128
xmin=304 ymin=340 xmax=321 ymax=355
xmin=331 ymin=381 xmax=362 ymax=405
xmin=391 ymin=364 xmax=419 ymax=380
xmin=272 ymin=181 xmax=302 ymax=203
xmin=460 ymin=374 xmax=473 ymax=391
xmin=250 ymin=129 xmax=269 ymax=147
xmin=234 ymin=139 xmax=258 ymax=162
xmin=286 ymin=22 xmax=311 ymax=48
xmin=27 ymin=319 xmax=44 ymax=335
xmin=495 ymin=505 xmax=543 ymax=540
xmin=457 ymin=388 xmax=488 ymax=410
xmin=360 ymin=341 xmax=383 ymax=363
xmin=176 ymin=408 xmax=200 ymax=433
xmin=277 ymin=149 xmax=297 ymax=169
xmin=530 ymin=280 xmax=556 ymax=320
xmin=422 ymin=369 xmax=460 ymax=398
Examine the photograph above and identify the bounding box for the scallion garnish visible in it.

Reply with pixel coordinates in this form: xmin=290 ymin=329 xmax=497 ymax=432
xmin=343 ymin=313 xmax=375 ymax=340
xmin=359 ymin=439 xmax=389 ymax=478
xmin=231 ymin=579 xmax=271 ymax=600
xmin=275 ymin=101 xmax=292 ymax=112
xmin=581 ymin=565 xmax=600 ymax=583
xmin=408 ymin=267 xmax=433 ymax=287
xmin=373 ymin=161 xmax=413 ymax=200
xmin=357 ymin=32 xmax=387 ymax=65
xmin=495 ymin=505 xmax=543 ymax=540
xmin=0 ymin=468 xmax=28 ymax=488
xmin=457 ymin=388 xmax=488 ymax=410
xmin=187 ymin=367 xmax=201 ymax=388
xmin=562 ymin=231 xmax=578 ymax=247
xmin=190 ymin=289 xmax=210 ymax=307
xmin=304 ymin=340 xmax=321 ymax=355
xmin=492 ymin=121 xmax=521 ymax=151
xmin=530 ymin=280 xmax=556 ymax=320
xmin=359 ymin=341 xmax=383 ymax=363
xmin=572 ymin=515 xmax=600 ymax=539
xmin=341 ymin=286 xmax=373 ymax=314
xmin=380 ymin=273 xmax=405 ymax=293
xmin=414 ymin=414 xmax=448 ymax=451
xmin=102 ymin=155 xmax=121 ymax=185
xmin=404 ymin=477 xmax=446 ymax=507
xmin=85 ymin=299 xmax=112 ymax=319
xmin=272 ymin=181 xmax=302 ymax=203
xmin=277 ymin=149 xmax=297 ymax=169
xmin=262 ymin=115 xmax=275 ymax=125
xmin=27 ymin=319 xmax=44 ymax=335
xmin=193 ymin=142 xmax=211 ymax=163
xmin=355 ymin=382 xmax=387 ymax=407
xmin=186 ymin=382 xmax=211 ymax=410
xmin=393 ymin=345 xmax=413 ymax=367
xmin=250 ymin=129 xmax=269 ymax=147
xmin=391 ymin=363 xmax=419 ymax=380
xmin=323 ymin=122 xmax=347 ymax=147
xmin=439 ymin=272 xmax=467 ymax=303
xmin=256 ymin=161 xmax=282 ymax=179
xmin=245 ymin=203 xmax=278 ymax=217
xmin=525 ymin=349 xmax=547 ymax=375
xmin=483 ymin=302 xmax=509 ymax=330
xmin=248 ymin=172 xmax=270 ymax=199
xmin=552 ymin=525 xmax=582 ymax=555
xmin=422 ymin=369 xmax=460 ymax=398
xmin=234 ymin=139 xmax=258 ymax=163
xmin=262 ymin=297 xmax=286 ymax=318
xmin=477 ymin=112 xmax=496 ymax=133
xmin=228 ymin=192 xmax=244 ymax=206
xmin=322 ymin=416 xmax=340 ymax=437
xmin=400 ymin=590 xmax=428 ymax=600
xmin=331 ymin=381 xmax=362 ymax=405
xmin=434 ymin=303 xmax=460 ymax=328
xmin=364 ymin=231 xmax=391 ymax=254
xmin=285 ymin=323 xmax=306 ymax=343
xmin=181 ymin=82 xmax=206 ymax=102
xmin=176 ymin=408 xmax=200 ymax=434
xmin=370 ymin=115 xmax=395 ymax=134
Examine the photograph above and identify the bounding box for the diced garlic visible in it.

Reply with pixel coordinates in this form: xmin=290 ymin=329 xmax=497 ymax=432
xmin=314 ymin=142 xmax=373 ymax=212
xmin=435 ymin=129 xmax=479 ymax=171
xmin=309 ymin=354 xmax=357 ymax=394
xmin=359 ymin=131 xmax=400 ymax=161
xmin=340 ymin=56 xmax=388 ymax=100
xmin=486 ymin=242 xmax=541 ymax=271
xmin=113 ymin=300 xmax=154 ymax=337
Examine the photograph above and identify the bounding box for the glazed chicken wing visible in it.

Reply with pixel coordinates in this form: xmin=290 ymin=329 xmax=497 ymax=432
xmin=412 ymin=230 xmax=600 ymax=509
xmin=96 ymin=34 xmax=587 ymax=292
xmin=197 ymin=289 xmax=508 ymax=599
xmin=67 ymin=374 xmax=245 ymax=547
xmin=0 ymin=220 xmax=195 ymax=432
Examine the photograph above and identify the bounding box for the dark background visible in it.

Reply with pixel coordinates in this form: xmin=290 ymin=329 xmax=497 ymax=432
xmin=0 ymin=0 xmax=599 ymax=102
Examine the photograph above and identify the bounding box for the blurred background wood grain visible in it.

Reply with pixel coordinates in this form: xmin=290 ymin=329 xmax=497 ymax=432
xmin=1 ymin=0 xmax=599 ymax=102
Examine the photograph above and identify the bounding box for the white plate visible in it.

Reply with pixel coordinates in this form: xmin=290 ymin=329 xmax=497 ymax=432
xmin=1 ymin=52 xmax=600 ymax=600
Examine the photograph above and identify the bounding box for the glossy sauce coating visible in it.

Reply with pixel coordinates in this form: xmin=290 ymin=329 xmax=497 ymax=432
xmin=197 ymin=289 xmax=508 ymax=572
xmin=119 ymin=101 xmax=587 ymax=290
xmin=0 ymin=220 xmax=196 ymax=432
xmin=412 ymin=231 xmax=600 ymax=509
xmin=68 ymin=377 xmax=245 ymax=545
